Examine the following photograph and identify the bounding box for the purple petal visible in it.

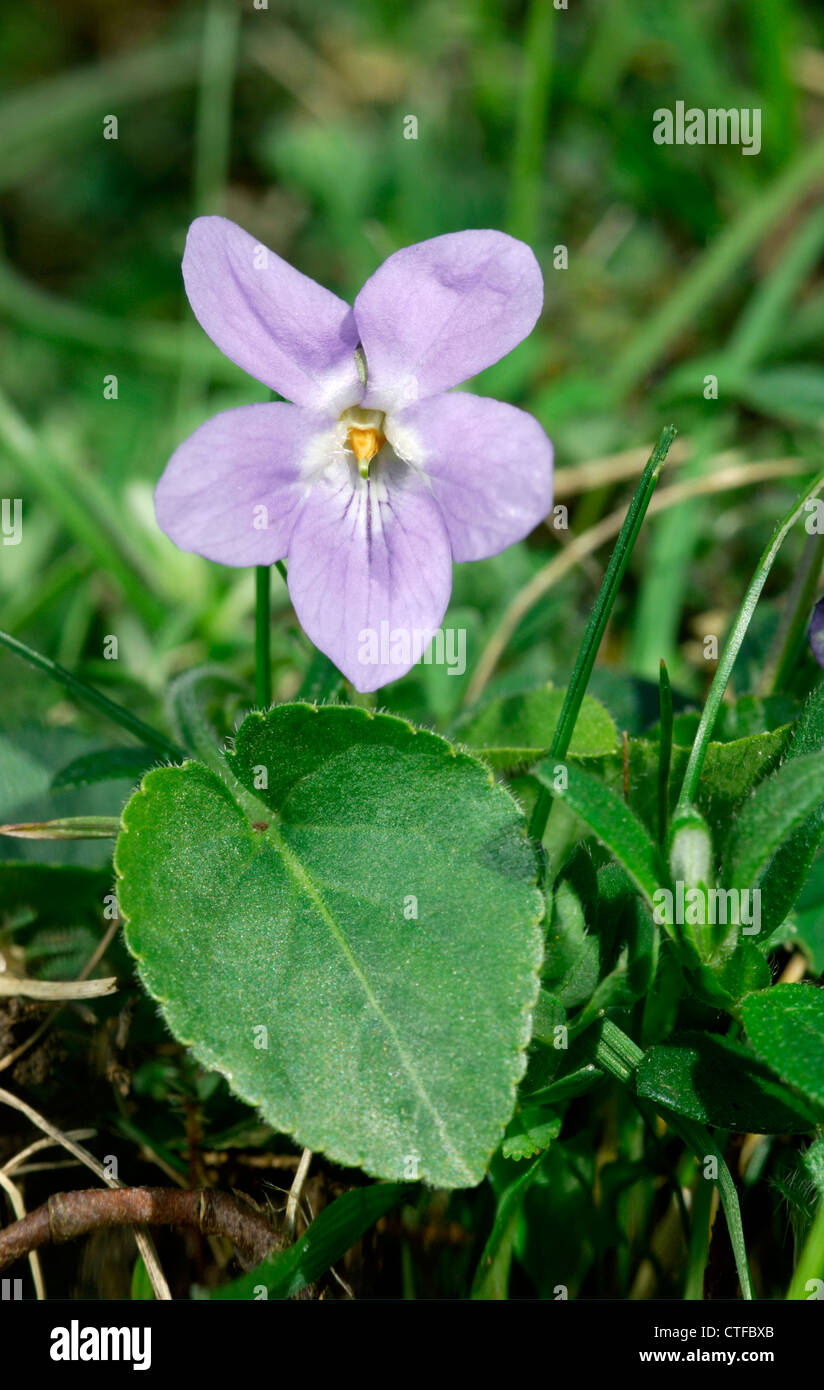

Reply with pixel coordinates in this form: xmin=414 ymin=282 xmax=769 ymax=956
xmin=810 ymin=595 xmax=824 ymax=670
xmin=390 ymin=392 xmax=553 ymax=561
xmin=183 ymin=217 xmax=362 ymax=412
xmin=353 ymin=230 xmax=543 ymax=411
xmin=286 ymin=457 xmax=453 ymax=691
xmin=155 ymin=403 xmax=332 ymax=566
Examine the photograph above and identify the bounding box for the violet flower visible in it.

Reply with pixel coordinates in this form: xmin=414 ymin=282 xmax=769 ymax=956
xmin=155 ymin=218 xmax=553 ymax=691
xmin=810 ymin=595 xmax=824 ymax=670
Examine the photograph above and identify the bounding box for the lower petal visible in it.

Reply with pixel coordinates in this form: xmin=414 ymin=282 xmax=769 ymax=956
xmin=155 ymin=403 xmax=333 ymax=566
xmin=286 ymin=458 xmax=453 ymax=692
xmin=391 ymin=392 xmax=553 ymax=562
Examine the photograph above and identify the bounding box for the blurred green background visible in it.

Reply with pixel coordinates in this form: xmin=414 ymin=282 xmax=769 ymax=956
xmin=2 ymin=0 xmax=824 ymax=732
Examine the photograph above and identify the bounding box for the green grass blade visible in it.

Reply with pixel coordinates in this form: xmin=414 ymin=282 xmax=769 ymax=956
xmin=629 ymin=423 xmax=721 ymax=679
xmin=677 ymin=470 xmax=824 ymax=811
xmin=658 ymin=658 xmax=673 ymax=844
xmin=471 ymin=1157 xmax=543 ymax=1299
xmin=507 ymin=0 xmax=555 ymax=243
xmin=193 ymin=0 xmax=240 ymax=215
xmin=0 ymin=816 xmax=121 ymax=840
xmin=529 ymin=426 xmax=675 ymax=842
xmin=209 ymin=1182 xmax=413 ymax=1300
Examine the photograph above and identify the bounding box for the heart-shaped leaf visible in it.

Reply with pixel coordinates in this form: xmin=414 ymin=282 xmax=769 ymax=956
xmin=116 ymin=704 xmax=544 ymax=1188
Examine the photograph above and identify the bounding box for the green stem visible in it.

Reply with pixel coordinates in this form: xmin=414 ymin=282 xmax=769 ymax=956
xmin=253 ymin=368 xmax=287 ymax=709
xmin=658 ymin=658 xmax=673 ymax=844
xmin=255 ymin=566 xmax=272 ymax=709
xmin=677 ymin=471 xmax=824 ymax=811
xmin=529 ymin=426 xmax=675 ymax=842
xmin=169 ymin=666 xmax=250 ymax=773
xmin=0 ymin=629 xmax=184 ymax=761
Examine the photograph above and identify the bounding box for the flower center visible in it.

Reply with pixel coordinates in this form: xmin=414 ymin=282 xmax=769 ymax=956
xmin=340 ymin=406 xmax=386 ymax=479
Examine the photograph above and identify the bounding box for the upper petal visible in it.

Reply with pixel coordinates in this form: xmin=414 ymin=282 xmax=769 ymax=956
xmin=353 ymin=230 xmax=543 ymax=411
xmin=183 ymin=216 xmax=362 ymax=412
xmin=286 ymin=457 xmax=453 ymax=691
xmin=390 ymin=393 xmax=553 ymax=562
xmin=155 ymin=402 xmax=332 ymax=566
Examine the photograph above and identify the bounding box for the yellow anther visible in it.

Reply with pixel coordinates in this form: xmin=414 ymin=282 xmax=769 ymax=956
xmin=348 ymin=425 xmax=385 ymax=478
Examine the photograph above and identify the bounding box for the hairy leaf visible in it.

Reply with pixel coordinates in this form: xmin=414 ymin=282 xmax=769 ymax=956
xmin=724 ymin=753 xmax=824 ymax=933
xmin=533 ymin=758 xmax=668 ymax=909
xmin=742 ymin=984 xmax=824 ymax=1111
xmin=636 ymin=1031 xmax=818 ymax=1132
xmin=117 ymin=704 xmax=544 ymax=1187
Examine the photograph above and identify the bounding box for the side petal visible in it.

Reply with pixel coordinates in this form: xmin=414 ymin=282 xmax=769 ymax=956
xmin=286 ymin=458 xmax=453 ymax=692
xmin=390 ymin=393 xmax=553 ymax=562
xmin=155 ymin=403 xmax=332 ymax=567
xmin=353 ymin=230 xmax=543 ymax=411
xmin=183 ymin=216 xmax=362 ymax=412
